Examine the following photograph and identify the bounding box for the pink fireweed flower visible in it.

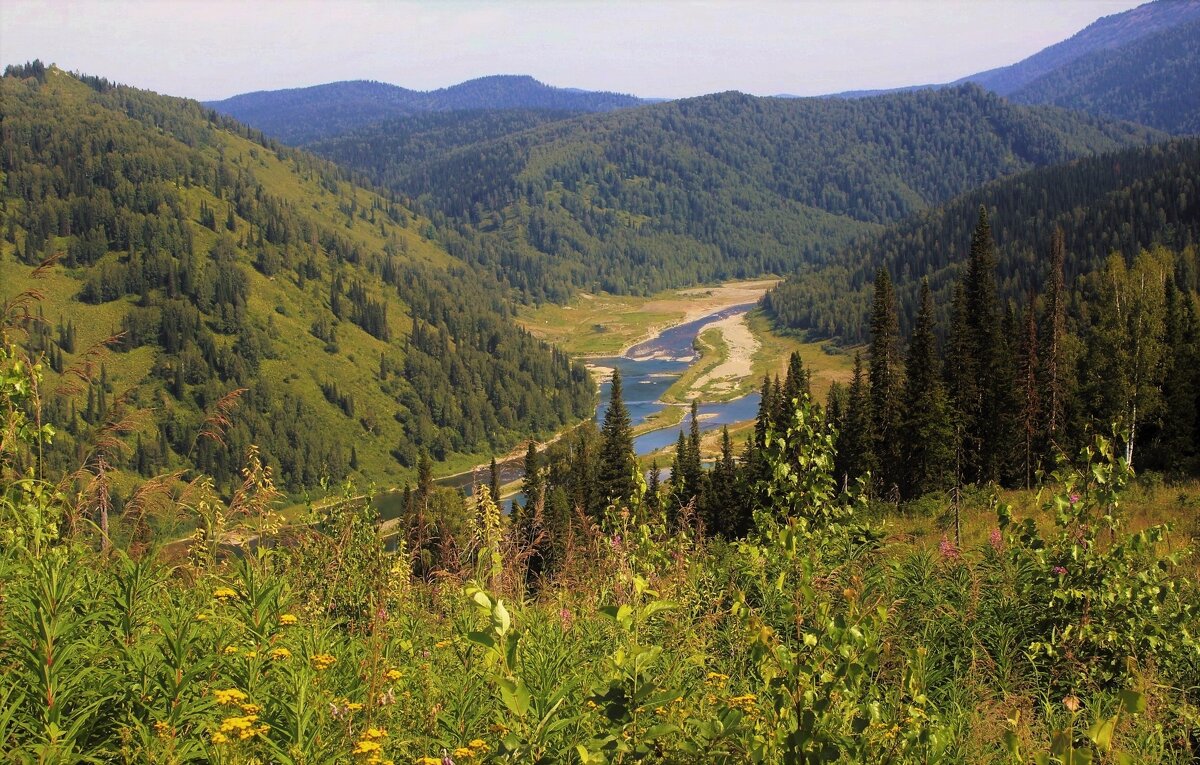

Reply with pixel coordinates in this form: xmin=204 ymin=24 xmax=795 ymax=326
xmin=989 ymin=527 xmax=1003 ymax=552
xmin=1053 ymin=566 xmax=1068 ymax=576
xmin=938 ymin=536 xmax=960 ymax=561
xmin=1069 ymin=493 xmax=1081 ymax=504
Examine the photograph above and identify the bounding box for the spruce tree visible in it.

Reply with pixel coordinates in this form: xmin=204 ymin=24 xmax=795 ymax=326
xmin=963 ymin=206 xmax=1004 ymax=482
xmin=597 ymin=369 xmax=636 ymax=509
xmin=837 ymin=352 xmax=875 ymax=489
xmin=1017 ymin=299 xmax=1041 ymax=488
xmin=489 ymin=456 xmax=502 ymax=505
xmin=1040 ymin=227 xmax=1068 ymax=452
xmin=781 ymin=351 xmax=811 ymax=405
xmin=901 ymin=280 xmax=954 ymax=497
xmin=869 ymin=268 xmax=903 ymax=495
xmin=645 ymin=460 xmax=662 ymax=518
xmin=521 ymin=442 xmax=543 ymax=510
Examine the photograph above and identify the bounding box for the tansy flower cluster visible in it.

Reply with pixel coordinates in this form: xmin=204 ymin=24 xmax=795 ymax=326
xmin=213 ymin=688 xmax=248 ymax=707
xmin=311 ymin=653 xmax=337 ymax=671
xmin=352 ymin=727 xmax=392 ymax=764
xmin=452 ymin=739 xmax=490 ymax=760
xmin=727 ymin=693 xmax=758 ymax=713
xmin=213 ymin=587 xmax=238 ymax=601
xmin=279 ymin=613 xmax=298 ymax=625
xmin=270 ymin=647 xmax=292 ymax=660
xmin=213 ymin=713 xmax=269 ymax=743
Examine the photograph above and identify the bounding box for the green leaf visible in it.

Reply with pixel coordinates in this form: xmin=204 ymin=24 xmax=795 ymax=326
xmin=1088 ymin=714 xmax=1117 ymax=751
xmin=497 ymin=676 xmax=531 ymax=717
xmin=1118 ymin=689 xmax=1146 ymax=715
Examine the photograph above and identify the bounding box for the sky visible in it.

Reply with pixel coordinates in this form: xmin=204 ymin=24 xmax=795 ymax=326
xmin=0 ymin=0 xmax=1149 ymax=101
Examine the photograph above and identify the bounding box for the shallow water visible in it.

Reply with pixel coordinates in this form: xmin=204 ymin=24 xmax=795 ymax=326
xmin=379 ymin=302 xmax=762 ymax=518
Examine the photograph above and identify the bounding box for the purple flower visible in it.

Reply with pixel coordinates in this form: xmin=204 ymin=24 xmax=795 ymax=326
xmin=938 ymin=537 xmax=961 ymax=561
xmin=611 ymin=535 xmax=622 ymax=549
xmin=1053 ymin=566 xmax=1067 ymax=576
xmin=1069 ymin=493 xmax=1080 ymax=505
xmin=989 ymin=528 xmax=1003 ymax=552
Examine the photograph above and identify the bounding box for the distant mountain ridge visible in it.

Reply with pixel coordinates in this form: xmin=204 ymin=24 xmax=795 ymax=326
xmin=826 ymin=0 xmax=1200 ymax=133
xmin=206 ymin=75 xmax=646 ymax=143
xmin=957 ymin=0 xmax=1200 ymax=95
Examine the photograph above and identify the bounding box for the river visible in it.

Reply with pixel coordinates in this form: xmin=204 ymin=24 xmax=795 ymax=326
xmin=375 ymin=302 xmax=762 ymax=518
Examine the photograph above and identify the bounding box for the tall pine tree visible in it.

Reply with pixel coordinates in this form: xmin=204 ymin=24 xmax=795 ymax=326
xmin=869 ymin=267 xmax=903 ymax=495
xmin=901 ymin=280 xmax=954 ymax=497
xmin=597 ymin=369 xmax=636 ymax=510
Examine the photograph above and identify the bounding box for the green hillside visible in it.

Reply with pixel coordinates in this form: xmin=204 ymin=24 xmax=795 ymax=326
xmin=1010 ymin=17 xmax=1200 ymax=135
xmin=0 ymin=64 xmax=594 ymax=495
xmin=311 ymin=85 xmax=1163 ymax=301
xmin=765 ymin=138 xmax=1200 ymax=342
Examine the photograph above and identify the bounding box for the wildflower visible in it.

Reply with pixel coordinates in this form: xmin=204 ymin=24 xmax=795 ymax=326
xmin=1069 ymin=493 xmax=1080 ymax=504
xmin=1053 ymin=566 xmax=1068 ymax=576
xmin=280 ymin=613 xmax=298 ymax=625
xmin=312 ymin=653 xmax=337 ymax=671
xmin=453 ymin=748 xmax=473 ymax=760
xmin=989 ymin=527 xmax=1003 ymax=552
xmin=240 ymin=703 xmax=262 ymax=715
xmin=468 ymin=739 xmax=487 ymax=751
xmin=270 ymin=647 xmax=292 ymax=660
xmin=415 ymin=758 xmax=441 ymax=765
xmin=434 ymin=640 xmax=451 ymax=649
xmin=386 ymin=668 xmax=403 ymax=682
xmin=348 ymin=701 xmax=364 ymax=712
xmin=938 ymin=536 xmax=961 ymax=561
xmin=153 ymin=720 xmax=172 ymax=737
xmin=213 ymin=688 xmax=248 ymax=706
xmin=362 ymin=727 xmax=388 ymax=740
xmin=489 ymin=722 xmax=510 ymax=736
xmin=213 ymin=587 xmax=238 ymax=601
xmin=705 ymin=672 xmax=729 ymax=685
xmin=727 ymin=693 xmax=758 ymax=712
xmin=211 ymin=731 xmax=229 ymax=745
xmin=354 ymin=740 xmax=384 ymax=755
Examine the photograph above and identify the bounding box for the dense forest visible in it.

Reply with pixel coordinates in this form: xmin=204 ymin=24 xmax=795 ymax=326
xmin=1009 ymin=17 xmax=1200 ymax=135
xmin=766 ymin=137 xmax=1200 ymax=342
xmin=299 ymin=84 xmax=1162 ymax=302
xmin=206 ymin=75 xmax=644 ymax=144
xmin=0 ymin=63 xmax=594 ymax=494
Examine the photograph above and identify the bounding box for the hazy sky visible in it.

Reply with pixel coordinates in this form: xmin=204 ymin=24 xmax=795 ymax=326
xmin=1 ymin=0 xmax=1148 ymax=101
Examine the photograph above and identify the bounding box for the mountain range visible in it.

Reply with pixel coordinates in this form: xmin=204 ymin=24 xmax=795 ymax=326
xmin=205 ymin=74 xmax=645 ymax=144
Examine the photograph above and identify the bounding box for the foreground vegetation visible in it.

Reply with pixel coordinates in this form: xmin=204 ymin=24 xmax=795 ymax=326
xmin=4 ymin=327 xmax=1199 ymax=764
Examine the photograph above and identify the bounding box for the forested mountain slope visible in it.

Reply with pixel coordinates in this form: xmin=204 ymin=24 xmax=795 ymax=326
xmin=205 ymin=75 xmax=644 ymax=144
xmin=321 ymin=85 xmax=1163 ymax=300
xmin=765 ymin=138 xmax=1200 ymax=342
xmin=1009 ymin=17 xmax=1200 ymax=134
xmin=0 ymin=64 xmax=594 ymax=495
xmin=957 ymin=0 xmax=1200 ymax=95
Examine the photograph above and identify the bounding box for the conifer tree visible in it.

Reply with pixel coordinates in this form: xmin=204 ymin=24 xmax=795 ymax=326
xmin=1017 ymin=299 xmax=1041 ymax=488
xmin=521 ymin=442 xmax=543 ymax=510
xmin=489 ymin=456 xmax=501 ymax=506
xmin=869 ymin=267 xmax=903 ymax=494
xmin=1040 ymin=227 xmax=1068 ymax=451
xmin=645 ymin=460 xmax=662 ymax=518
xmin=781 ymin=351 xmax=811 ymax=405
xmin=753 ymin=374 xmax=774 ymax=450
xmin=837 ymin=352 xmax=875 ymax=489
xmin=597 ymin=369 xmax=636 ymax=509
xmin=901 ymin=280 xmax=954 ymax=497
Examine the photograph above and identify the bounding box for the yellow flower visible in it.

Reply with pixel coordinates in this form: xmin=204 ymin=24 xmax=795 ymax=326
xmin=223 ymin=645 xmax=240 ymax=655
xmin=354 ymin=739 xmax=383 ymax=755
xmin=311 ymin=653 xmax=337 ymax=671
xmin=434 ymin=640 xmax=451 ymax=649
xmin=705 ymin=671 xmax=729 ymax=684
xmin=489 ymin=722 xmax=510 ymax=735
xmin=219 ymin=714 xmax=258 ymax=733
xmin=211 ymin=731 xmax=229 ymax=745
xmin=240 ymin=703 xmax=262 ymax=715
xmin=153 ymin=720 xmax=171 ymax=737
xmin=415 ymin=758 xmax=441 ymax=765
xmin=453 ymin=747 xmax=473 ymax=759
xmin=361 ymin=726 xmax=387 ymax=739
xmin=270 ymin=647 xmax=292 ymax=660
xmin=213 ymin=587 xmax=238 ymax=601
xmin=468 ymin=739 xmax=488 ymax=751
xmin=213 ymin=688 xmax=248 ymax=706
xmin=280 ymin=613 xmax=298 ymax=625
xmin=347 ymin=702 xmax=364 ymax=712
xmin=385 ymin=668 xmax=403 ymax=682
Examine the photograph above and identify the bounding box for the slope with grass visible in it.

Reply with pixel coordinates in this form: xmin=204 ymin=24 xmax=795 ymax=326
xmin=0 ymin=65 xmax=594 ymax=495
